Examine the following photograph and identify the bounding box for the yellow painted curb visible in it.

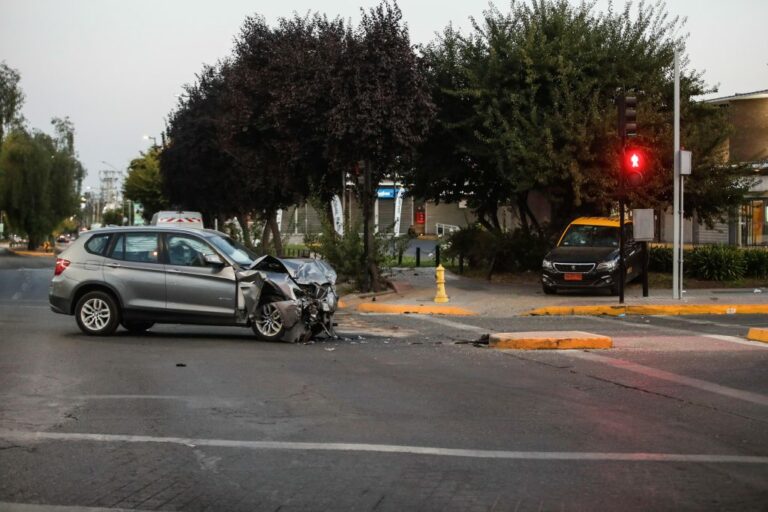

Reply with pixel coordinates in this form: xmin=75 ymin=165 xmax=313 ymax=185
xmin=337 ymin=299 xmax=347 ymax=309
xmin=525 ymin=304 xmax=768 ymax=316
xmin=489 ymin=331 xmax=612 ymax=350
xmin=357 ymin=303 xmax=477 ymax=316
xmin=9 ymin=250 xmax=55 ymax=258
xmin=746 ymin=328 xmax=768 ymax=344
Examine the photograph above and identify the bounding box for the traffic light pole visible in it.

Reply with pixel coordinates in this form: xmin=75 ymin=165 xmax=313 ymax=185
xmin=672 ymin=49 xmax=683 ymax=300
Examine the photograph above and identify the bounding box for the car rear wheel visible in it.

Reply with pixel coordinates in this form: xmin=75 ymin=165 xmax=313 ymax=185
xmin=252 ymin=302 xmax=286 ymax=341
xmin=121 ymin=321 xmax=155 ymax=334
xmin=75 ymin=291 xmax=120 ymax=336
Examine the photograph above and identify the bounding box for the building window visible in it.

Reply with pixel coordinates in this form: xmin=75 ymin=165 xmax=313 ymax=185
xmin=740 ymin=199 xmax=768 ymax=246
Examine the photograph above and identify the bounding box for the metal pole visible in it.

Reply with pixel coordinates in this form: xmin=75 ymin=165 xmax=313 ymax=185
xmin=672 ymin=49 xmax=681 ymax=299
xmin=619 ymin=196 xmax=625 ymax=304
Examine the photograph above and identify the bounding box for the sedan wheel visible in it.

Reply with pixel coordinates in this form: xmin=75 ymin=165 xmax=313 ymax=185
xmin=75 ymin=291 xmax=120 ymax=336
xmin=252 ymin=302 xmax=286 ymax=341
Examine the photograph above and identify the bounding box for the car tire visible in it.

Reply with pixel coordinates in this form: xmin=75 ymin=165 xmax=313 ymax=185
xmin=252 ymin=302 xmax=286 ymax=342
xmin=122 ymin=321 xmax=155 ymax=334
xmin=542 ymin=284 xmax=557 ymax=295
xmin=75 ymin=291 xmax=120 ymax=336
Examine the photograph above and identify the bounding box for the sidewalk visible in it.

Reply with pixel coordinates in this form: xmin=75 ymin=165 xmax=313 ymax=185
xmin=342 ymin=267 xmax=768 ymax=317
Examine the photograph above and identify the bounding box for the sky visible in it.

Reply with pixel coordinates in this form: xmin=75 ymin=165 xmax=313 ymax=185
xmin=1 ymin=0 xmax=767 ymax=191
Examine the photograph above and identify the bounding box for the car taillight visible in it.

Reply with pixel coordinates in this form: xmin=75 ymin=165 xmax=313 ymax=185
xmin=54 ymin=258 xmax=71 ymax=276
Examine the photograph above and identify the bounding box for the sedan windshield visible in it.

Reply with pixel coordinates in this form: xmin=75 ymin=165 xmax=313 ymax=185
xmin=209 ymin=234 xmax=259 ymax=267
xmin=559 ymin=225 xmax=619 ymax=247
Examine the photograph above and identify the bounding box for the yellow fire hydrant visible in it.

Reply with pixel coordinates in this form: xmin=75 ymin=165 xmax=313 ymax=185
xmin=434 ymin=264 xmax=449 ymax=303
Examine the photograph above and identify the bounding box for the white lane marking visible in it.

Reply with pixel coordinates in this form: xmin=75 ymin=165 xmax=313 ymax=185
xmin=564 ymin=352 xmax=768 ymax=406
xmin=363 ymin=312 xmax=489 ymax=333
xmin=0 ymin=503 xmax=148 ymax=512
xmin=703 ymin=334 xmax=768 ymax=349
xmin=0 ymin=430 xmax=766 ymax=464
xmin=585 ymin=315 xmax=768 ymax=349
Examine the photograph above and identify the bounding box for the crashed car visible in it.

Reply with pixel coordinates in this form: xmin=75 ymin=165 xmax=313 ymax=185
xmin=49 ymin=226 xmax=338 ymax=342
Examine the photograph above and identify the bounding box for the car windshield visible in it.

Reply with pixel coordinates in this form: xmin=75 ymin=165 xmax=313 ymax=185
xmin=209 ymin=234 xmax=259 ymax=267
xmin=560 ymin=225 xmax=619 ymax=247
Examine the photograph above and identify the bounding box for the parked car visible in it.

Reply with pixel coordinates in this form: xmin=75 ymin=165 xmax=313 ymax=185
xmin=541 ymin=217 xmax=642 ymax=295
xmin=49 ymin=226 xmax=337 ymax=341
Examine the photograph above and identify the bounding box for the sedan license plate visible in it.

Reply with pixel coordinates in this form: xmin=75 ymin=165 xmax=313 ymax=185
xmin=564 ymin=273 xmax=582 ymax=281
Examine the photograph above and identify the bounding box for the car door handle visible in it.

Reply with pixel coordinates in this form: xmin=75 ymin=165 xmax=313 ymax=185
xmin=106 ymin=263 xmax=121 ymax=268
xmin=168 ymin=268 xmax=181 ymax=273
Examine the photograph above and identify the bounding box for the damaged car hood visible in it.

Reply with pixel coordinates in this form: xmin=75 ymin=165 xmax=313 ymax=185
xmin=247 ymin=255 xmax=337 ymax=285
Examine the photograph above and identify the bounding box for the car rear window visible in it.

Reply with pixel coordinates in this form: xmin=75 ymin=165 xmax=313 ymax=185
xmin=109 ymin=233 xmax=160 ymax=263
xmin=85 ymin=234 xmax=111 ymax=255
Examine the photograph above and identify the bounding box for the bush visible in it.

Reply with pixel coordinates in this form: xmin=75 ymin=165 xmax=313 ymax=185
xmin=687 ymin=245 xmax=745 ymax=281
xmin=305 ymin=219 xmax=387 ymax=289
xmin=648 ymin=246 xmax=673 ymax=272
xmin=443 ymin=225 xmax=553 ymax=273
xmin=743 ymin=248 xmax=768 ymax=278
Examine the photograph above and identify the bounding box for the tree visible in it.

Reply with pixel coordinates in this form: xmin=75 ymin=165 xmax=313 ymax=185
xmin=161 ymin=64 xmax=245 ymax=235
xmin=124 ymin=146 xmax=168 ymax=222
xmin=410 ymin=0 xmax=750 ymax=236
xmin=0 ymin=61 xmax=25 ymax=143
xmin=327 ymin=1 xmax=434 ymax=290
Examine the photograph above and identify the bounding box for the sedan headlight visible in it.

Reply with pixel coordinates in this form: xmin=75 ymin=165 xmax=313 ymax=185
xmin=542 ymin=259 xmax=554 ymax=270
xmin=596 ymin=258 xmax=619 ymax=271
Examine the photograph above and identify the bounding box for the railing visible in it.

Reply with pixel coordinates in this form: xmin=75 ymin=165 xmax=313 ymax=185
xmin=436 ymin=223 xmax=460 ymax=237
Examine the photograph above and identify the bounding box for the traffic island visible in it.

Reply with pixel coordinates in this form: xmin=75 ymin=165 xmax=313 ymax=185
xmin=746 ymin=328 xmax=768 ymax=344
xmin=489 ymin=331 xmax=612 ymax=350
xmin=357 ymin=303 xmax=477 ymax=316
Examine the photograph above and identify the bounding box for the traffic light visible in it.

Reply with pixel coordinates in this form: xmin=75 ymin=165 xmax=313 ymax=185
xmin=617 ymin=94 xmax=638 ymax=140
xmin=623 ymin=147 xmax=647 ymax=186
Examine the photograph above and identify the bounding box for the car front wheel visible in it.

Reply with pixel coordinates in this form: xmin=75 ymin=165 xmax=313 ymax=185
xmin=252 ymin=302 xmax=286 ymax=341
xmin=75 ymin=291 xmax=120 ymax=336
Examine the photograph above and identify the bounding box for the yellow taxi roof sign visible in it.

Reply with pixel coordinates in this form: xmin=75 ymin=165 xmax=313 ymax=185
xmin=568 ymin=216 xmax=632 ymax=228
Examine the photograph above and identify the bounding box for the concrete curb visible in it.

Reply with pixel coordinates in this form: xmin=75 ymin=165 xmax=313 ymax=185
xmin=489 ymin=331 xmax=612 ymax=350
xmin=357 ymin=303 xmax=477 ymax=316
xmin=746 ymin=328 xmax=768 ymax=344
xmin=8 ymin=249 xmax=55 ymax=258
xmin=525 ymin=304 xmax=768 ymax=316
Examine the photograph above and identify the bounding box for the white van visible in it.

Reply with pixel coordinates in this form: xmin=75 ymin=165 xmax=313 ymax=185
xmin=150 ymin=211 xmax=204 ymax=229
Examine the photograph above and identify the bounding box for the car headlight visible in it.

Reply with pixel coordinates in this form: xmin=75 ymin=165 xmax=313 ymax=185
xmin=542 ymin=259 xmax=554 ymax=270
xmin=596 ymin=258 xmax=619 ymax=271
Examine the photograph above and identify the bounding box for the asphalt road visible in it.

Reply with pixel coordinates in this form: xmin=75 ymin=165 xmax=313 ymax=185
xmin=0 ymin=253 xmax=767 ymax=511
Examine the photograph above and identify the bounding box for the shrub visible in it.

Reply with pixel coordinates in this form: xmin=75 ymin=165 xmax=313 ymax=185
xmin=443 ymin=225 xmax=553 ymax=273
xmin=687 ymin=245 xmax=745 ymax=281
xmin=743 ymin=248 xmax=768 ymax=278
xmin=648 ymin=246 xmax=673 ymax=272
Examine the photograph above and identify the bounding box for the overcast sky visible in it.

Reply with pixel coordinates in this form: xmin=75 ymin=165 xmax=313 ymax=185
xmin=1 ymin=0 xmax=766 ymax=190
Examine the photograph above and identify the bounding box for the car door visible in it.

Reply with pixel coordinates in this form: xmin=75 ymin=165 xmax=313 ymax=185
xmin=103 ymin=232 xmax=166 ymax=311
xmin=623 ymin=224 xmax=642 ymax=280
xmin=164 ymin=233 xmax=237 ymax=317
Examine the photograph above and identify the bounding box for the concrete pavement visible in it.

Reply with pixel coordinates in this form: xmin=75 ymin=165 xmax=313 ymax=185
xmin=343 ymin=266 xmax=768 ymax=317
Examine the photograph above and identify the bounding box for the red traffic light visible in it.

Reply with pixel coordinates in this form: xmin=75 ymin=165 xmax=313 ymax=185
xmin=623 ymin=147 xmax=647 ymax=185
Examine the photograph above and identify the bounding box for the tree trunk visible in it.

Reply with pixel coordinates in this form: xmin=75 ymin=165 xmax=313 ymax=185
xmin=236 ymin=212 xmax=253 ymax=249
xmin=269 ymin=216 xmax=283 ymax=257
xmin=361 ymin=161 xmax=379 ymax=292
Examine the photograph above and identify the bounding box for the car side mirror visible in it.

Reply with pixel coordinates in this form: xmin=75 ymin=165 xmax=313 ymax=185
xmin=204 ymin=253 xmax=225 ymax=267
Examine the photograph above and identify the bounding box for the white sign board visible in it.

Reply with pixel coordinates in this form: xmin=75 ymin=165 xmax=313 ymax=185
xmin=331 ymin=195 xmax=344 ymax=236
xmin=393 ymin=188 xmax=405 ymax=235
xmin=679 ymin=150 xmax=692 ymax=175
xmin=632 ymin=208 xmax=655 ymax=242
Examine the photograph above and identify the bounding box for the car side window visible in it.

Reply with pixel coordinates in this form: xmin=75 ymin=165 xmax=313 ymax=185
xmin=167 ymin=235 xmax=217 ymax=267
xmin=85 ymin=234 xmax=110 ymax=255
xmin=109 ymin=233 xmax=159 ymax=263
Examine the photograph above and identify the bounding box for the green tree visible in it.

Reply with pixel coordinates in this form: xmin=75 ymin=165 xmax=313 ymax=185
xmin=327 ymin=1 xmax=434 ymax=290
xmin=410 ymin=0 xmax=750 ymax=235
xmin=0 ymin=61 xmax=25 ymax=143
xmin=124 ymin=146 xmax=168 ymax=222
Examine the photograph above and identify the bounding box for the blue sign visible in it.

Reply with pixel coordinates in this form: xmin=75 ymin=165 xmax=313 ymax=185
xmin=377 ymin=187 xmax=401 ymax=199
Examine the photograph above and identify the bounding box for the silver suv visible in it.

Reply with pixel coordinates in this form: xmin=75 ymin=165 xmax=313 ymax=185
xmin=49 ymin=226 xmax=338 ymax=342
